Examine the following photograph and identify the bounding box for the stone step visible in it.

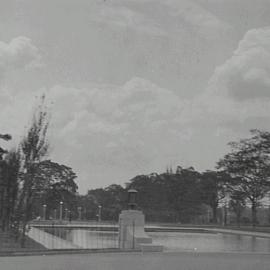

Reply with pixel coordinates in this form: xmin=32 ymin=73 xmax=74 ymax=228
xmin=139 ymin=243 xmax=163 ymax=252
xmin=136 ymin=237 xmax=152 ymax=244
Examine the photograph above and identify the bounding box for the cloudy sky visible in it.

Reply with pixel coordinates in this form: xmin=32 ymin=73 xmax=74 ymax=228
xmin=1 ymin=0 xmax=270 ymax=193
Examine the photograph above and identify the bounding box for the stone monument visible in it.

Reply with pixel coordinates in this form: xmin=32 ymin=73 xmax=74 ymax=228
xmin=118 ymin=189 xmax=163 ymax=252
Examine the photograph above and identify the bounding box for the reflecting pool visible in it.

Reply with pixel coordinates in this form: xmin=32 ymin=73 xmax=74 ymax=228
xmin=44 ymin=227 xmax=270 ymax=253
xmin=149 ymin=231 xmax=270 ymax=253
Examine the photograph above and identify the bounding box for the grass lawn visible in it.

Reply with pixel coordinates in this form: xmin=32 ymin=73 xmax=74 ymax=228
xmin=0 ymin=231 xmax=45 ymax=252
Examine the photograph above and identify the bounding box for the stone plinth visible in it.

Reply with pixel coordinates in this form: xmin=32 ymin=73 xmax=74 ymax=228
xmin=119 ymin=210 xmax=163 ymax=252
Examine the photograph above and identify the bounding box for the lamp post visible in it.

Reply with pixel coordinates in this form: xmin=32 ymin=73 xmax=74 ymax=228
xmin=268 ymin=193 xmax=270 ymax=224
xmin=128 ymin=189 xmax=138 ymax=210
xmin=43 ymin=204 xmax=47 ymax=220
xmin=98 ymin=205 xmax=102 ymax=222
xmin=59 ymin=201 xmax=63 ymax=221
xmin=68 ymin=210 xmax=72 ymax=223
xmin=65 ymin=208 xmax=68 ymax=220
xmin=207 ymin=209 xmax=210 ymax=224
xmin=78 ymin=206 xmax=82 ymax=220
xmin=223 ymin=202 xmax=227 ymax=226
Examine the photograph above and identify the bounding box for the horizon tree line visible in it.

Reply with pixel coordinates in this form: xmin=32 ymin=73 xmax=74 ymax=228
xmin=80 ymin=129 xmax=270 ymax=227
xmin=1 ymin=96 xmax=270 ymax=237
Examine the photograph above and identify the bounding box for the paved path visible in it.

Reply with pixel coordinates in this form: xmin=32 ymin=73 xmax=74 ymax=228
xmin=208 ymin=228 xmax=270 ymax=238
xmin=31 ymin=222 xmax=270 ymax=238
xmin=0 ymin=252 xmax=270 ymax=270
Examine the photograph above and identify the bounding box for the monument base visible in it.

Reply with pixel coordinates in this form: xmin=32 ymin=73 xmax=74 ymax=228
xmin=118 ymin=210 xmax=163 ymax=252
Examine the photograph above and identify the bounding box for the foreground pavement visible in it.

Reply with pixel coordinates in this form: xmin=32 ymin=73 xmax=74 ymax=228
xmin=0 ymin=252 xmax=269 ymax=270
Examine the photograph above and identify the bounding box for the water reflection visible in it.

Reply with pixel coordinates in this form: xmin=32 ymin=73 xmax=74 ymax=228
xmin=69 ymin=230 xmax=118 ymax=249
xmin=149 ymin=232 xmax=270 ymax=253
xmin=45 ymin=228 xmax=119 ymax=249
xmin=45 ymin=228 xmax=270 ymax=253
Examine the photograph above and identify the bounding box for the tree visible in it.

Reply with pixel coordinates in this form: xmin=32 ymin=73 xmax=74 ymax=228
xmin=217 ymin=129 xmax=270 ymax=227
xmin=1 ymin=150 xmax=21 ymax=230
xmin=200 ymin=170 xmax=229 ymax=224
xmin=0 ymin=133 xmax=12 ymax=230
xmin=129 ymin=167 xmax=204 ymax=223
xmin=128 ymin=173 xmax=175 ymax=222
xmin=31 ymin=160 xmax=78 ymax=219
xmin=17 ymin=97 xmax=49 ymax=245
xmin=229 ymin=190 xmax=246 ymax=227
xmin=86 ymin=184 xmax=125 ymax=221
xmin=168 ymin=167 xmax=203 ymax=223
xmin=0 ymin=133 xmax=12 ymax=160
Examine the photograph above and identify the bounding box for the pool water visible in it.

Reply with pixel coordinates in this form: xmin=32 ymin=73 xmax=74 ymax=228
xmin=149 ymin=231 xmax=270 ymax=253
xmin=44 ymin=228 xmax=270 ymax=253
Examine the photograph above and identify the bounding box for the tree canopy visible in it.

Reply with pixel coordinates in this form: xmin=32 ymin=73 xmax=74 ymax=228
xmin=218 ymin=129 xmax=270 ymax=226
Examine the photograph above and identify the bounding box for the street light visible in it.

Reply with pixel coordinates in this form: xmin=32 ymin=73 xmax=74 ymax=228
xmin=78 ymin=206 xmax=82 ymax=220
xmin=43 ymin=204 xmax=47 ymax=220
xmin=68 ymin=210 xmax=72 ymax=223
xmin=128 ymin=189 xmax=138 ymax=210
xmin=54 ymin=209 xmax=57 ymax=220
xmin=98 ymin=205 xmax=102 ymax=222
xmin=268 ymin=193 xmax=270 ymax=224
xmin=59 ymin=201 xmax=63 ymax=221
xmin=65 ymin=208 xmax=68 ymax=220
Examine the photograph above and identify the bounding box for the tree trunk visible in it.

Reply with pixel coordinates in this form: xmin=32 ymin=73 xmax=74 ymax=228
xmin=223 ymin=206 xmax=227 ymax=226
xmin=212 ymin=206 xmax=217 ymax=223
xmin=211 ymin=202 xmax=218 ymax=224
xmin=0 ymin=187 xmax=4 ymax=220
xmin=2 ymin=183 xmax=12 ymax=231
xmin=0 ymin=186 xmax=6 ymax=231
xmin=20 ymin=190 xmax=33 ymax=248
xmin=251 ymin=201 xmax=257 ymax=228
xmin=1 ymin=185 xmax=8 ymax=231
xmin=236 ymin=209 xmax=241 ymax=228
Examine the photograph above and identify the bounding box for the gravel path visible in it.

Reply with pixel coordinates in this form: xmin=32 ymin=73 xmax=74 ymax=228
xmin=0 ymin=251 xmax=270 ymax=270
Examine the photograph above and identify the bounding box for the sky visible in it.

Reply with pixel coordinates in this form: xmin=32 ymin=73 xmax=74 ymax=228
xmin=1 ymin=0 xmax=270 ymax=193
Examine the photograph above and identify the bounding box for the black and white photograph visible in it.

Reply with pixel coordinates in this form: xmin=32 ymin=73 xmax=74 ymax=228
xmin=1 ymin=0 xmax=270 ymax=269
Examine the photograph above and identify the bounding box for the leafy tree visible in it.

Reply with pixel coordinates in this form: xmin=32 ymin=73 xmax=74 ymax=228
xmin=77 ymin=194 xmax=98 ymax=220
xmin=0 ymin=155 xmax=8 ymax=229
xmin=128 ymin=173 xmax=175 ymax=221
xmin=217 ymin=129 xmax=270 ymax=227
xmin=169 ymin=167 xmax=203 ymax=223
xmin=86 ymin=184 xmax=125 ymax=221
xmin=1 ymin=150 xmax=21 ymax=230
xmin=129 ymin=168 xmax=204 ymax=223
xmin=0 ymin=133 xmax=12 ymax=230
xmin=103 ymin=184 xmax=126 ymax=220
xmin=17 ymin=97 xmax=49 ymax=245
xmin=129 ymin=174 xmax=161 ymax=211
xmin=0 ymin=134 xmax=12 ymax=159
xmin=31 ymin=160 xmax=78 ymax=219
xmin=200 ymin=170 xmax=229 ymax=223
xmin=32 ymin=160 xmax=77 ymax=192
xmin=229 ymin=190 xmax=246 ymax=227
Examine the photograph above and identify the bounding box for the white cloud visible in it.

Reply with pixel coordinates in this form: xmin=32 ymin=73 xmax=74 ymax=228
xmin=0 ymin=36 xmax=41 ymax=72
xmin=1 ymin=4 xmax=269 ymax=191
xmin=85 ymin=0 xmax=230 ymax=39
xmin=45 ymin=78 xmax=189 ymax=157
xmin=196 ymin=27 xmax=270 ymax=129
xmin=0 ymin=36 xmax=41 ymax=140
xmin=0 ymin=77 xmax=193 ymax=190
xmin=209 ymin=27 xmax=270 ymax=100
xmin=163 ymin=0 xmax=231 ymax=38
xmin=91 ymin=3 xmax=166 ymax=36
xmin=4 ymin=55 xmax=269 ymax=191
xmin=43 ymin=79 xmax=194 ymax=190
